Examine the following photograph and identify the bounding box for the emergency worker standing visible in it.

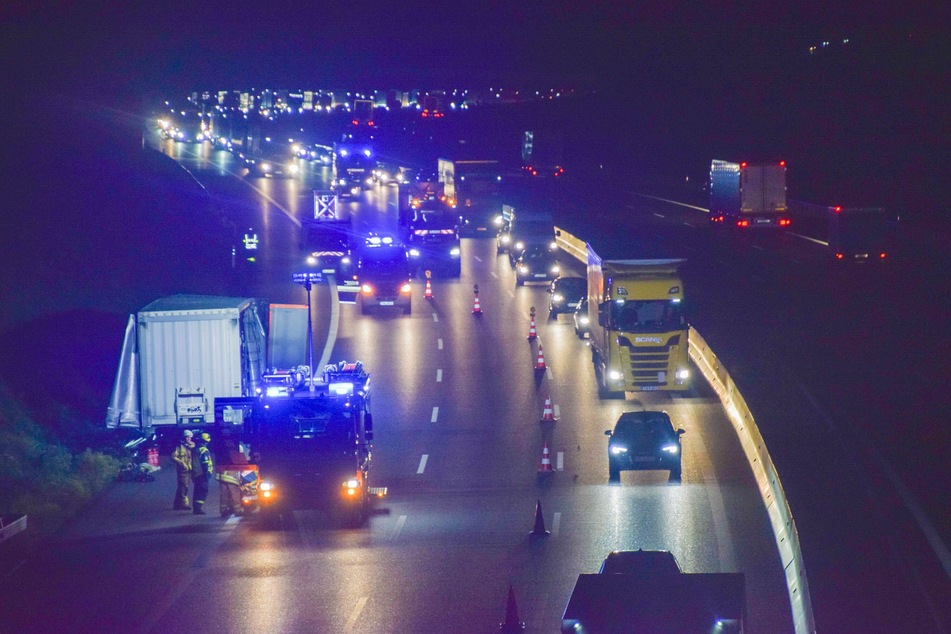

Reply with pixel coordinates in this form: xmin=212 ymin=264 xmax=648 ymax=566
xmin=172 ymin=430 xmax=195 ymax=510
xmin=191 ymin=433 xmax=214 ymax=515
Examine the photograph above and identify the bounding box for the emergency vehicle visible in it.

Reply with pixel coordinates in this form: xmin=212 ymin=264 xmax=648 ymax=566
xmin=214 ymin=361 xmax=384 ymax=527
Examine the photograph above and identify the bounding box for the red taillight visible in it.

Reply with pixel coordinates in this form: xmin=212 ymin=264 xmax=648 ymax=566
xmin=779 ymin=160 xmax=786 ymax=167
xmin=833 ymin=206 xmax=842 ymax=213
xmin=352 ymin=119 xmax=358 ymax=125
xmin=737 ymin=219 xmax=749 ymax=228
xmin=368 ymin=120 xmax=374 ymax=126
xmin=740 ymin=161 xmax=748 ymax=169
xmin=836 ymin=253 xmax=844 ymax=260
xmin=879 ymin=252 xmax=887 ymax=259
xmin=779 ymin=218 xmax=791 ymax=227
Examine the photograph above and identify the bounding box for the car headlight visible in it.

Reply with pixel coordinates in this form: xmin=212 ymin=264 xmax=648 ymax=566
xmin=500 ymin=235 xmax=511 ymax=244
xmin=662 ymin=445 xmax=679 ymax=454
xmin=343 ymin=479 xmax=361 ymax=489
xmin=608 ymin=369 xmax=623 ymax=381
xmin=579 ymin=316 xmax=590 ymax=325
xmin=289 ymin=164 xmax=300 ymax=174
xmin=676 ymin=369 xmax=690 ymax=380
xmin=338 ymin=178 xmax=347 ymax=186
xmin=260 ymin=162 xmax=271 ymax=172
xmin=551 ymin=265 xmax=560 ymax=274
xmin=341 ymin=256 xmax=351 ymax=265
xmin=306 ymin=256 xmax=317 ymax=266
xmin=519 ymin=266 xmax=529 ymax=274
xmin=514 ymin=241 xmax=524 ymax=251
xmin=610 ymin=445 xmax=628 ymax=455
xmin=549 ymin=241 xmax=558 ymax=250
xmin=450 ymin=247 xmax=460 ymax=256
xmin=409 ymin=248 xmax=420 ymax=257
xmin=552 ymin=293 xmax=564 ymax=302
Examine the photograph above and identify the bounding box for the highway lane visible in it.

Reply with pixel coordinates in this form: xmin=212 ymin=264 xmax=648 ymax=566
xmin=548 ymin=179 xmax=951 ymax=632
xmin=0 ymin=143 xmax=792 ymax=632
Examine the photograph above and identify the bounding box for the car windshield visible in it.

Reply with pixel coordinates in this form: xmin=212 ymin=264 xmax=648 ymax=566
xmin=522 ymin=250 xmax=554 ymax=263
xmin=614 ymin=416 xmax=673 ymax=440
xmin=555 ymin=278 xmax=586 ymax=296
xmin=251 ymin=402 xmax=353 ymax=453
xmin=610 ymin=299 xmax=684 ymax=332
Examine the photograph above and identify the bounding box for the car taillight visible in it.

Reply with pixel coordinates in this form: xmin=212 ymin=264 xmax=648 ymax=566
xmin=879 ymin=252 xmax=887 ymax=259
xmin=779 ymin=218 xmax=791 ymax=227
xmin=737 ymin=220 xmax=749 ymax=228
xmin=836 ymin=253 xmax=844 ymax=260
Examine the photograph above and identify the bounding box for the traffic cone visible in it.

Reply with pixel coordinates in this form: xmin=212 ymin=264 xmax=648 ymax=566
xmin=530 ymin=499 xmax=550 ymax=535
xmin=424 ymin=278 xmax=433 ymax=300
xmin=499 ymin=585 xmax=526 ymax=633
xmin=527 ymin=316 xmax=537 ymax=341
xmin=540 ymin=397 xmax=556 ymax=422
xmin=537 ymin=443 xmax=553 ymax=474
xmin=472 ymin=294 xmax=483 ymax=315
xmin=534 ymin=343 xmax=547 ymax=371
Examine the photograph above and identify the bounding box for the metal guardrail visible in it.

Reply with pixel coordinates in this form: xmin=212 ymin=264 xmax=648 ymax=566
xmin=0 ymin=515 xmax=28 ymax=544
xmin=554 ymin=226 xmax=816 ymax=634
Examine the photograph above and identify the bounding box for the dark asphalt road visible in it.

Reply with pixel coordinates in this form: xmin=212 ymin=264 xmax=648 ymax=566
xmin=0 ymin=139 xmax=792 ymax=632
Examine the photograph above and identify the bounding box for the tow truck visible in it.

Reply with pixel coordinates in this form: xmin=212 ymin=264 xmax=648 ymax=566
xmin=214 ymin=361 xmax=385 ymax=527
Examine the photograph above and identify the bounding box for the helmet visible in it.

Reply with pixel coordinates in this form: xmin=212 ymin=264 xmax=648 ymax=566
xmin=200 ymin=433 xmax=211 ymax=443
xmin=183 ymin=430 xmax=194 ymax=438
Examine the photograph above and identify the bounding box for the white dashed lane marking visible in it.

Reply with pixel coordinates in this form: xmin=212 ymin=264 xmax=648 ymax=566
xmin=436 ymin=369 xmax=442 ymax=382
xmin=431 ymin=407 xmax=439 ymax=423
xmin=417 ymin=454 xmax=429 ymax=474
xmin=344 ymin=596 xmax=368 ymax=632
xmin=437 ymin=338 xmax=444 ymax=350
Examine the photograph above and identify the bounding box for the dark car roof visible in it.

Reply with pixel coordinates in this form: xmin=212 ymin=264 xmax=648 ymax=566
xmin=553 ymin=276 xmax=586 ymax=290
xmin=360 ymin=244 xmax=406 ymax=263
xmin=613 ymin=411 xmax=674 ymax=435
xmin=599 ymin=550 xmax=683 ymax=575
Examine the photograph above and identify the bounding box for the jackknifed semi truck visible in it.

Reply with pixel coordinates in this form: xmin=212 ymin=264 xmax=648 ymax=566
xmin=586 ymin=252 xmax=690 ymax=398
xmin=106 ymin=295 xmax=269 ymax=432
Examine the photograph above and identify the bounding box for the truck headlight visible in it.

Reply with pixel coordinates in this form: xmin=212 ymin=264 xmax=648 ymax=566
xmin=288 ymin=164 xmax=299 ymax=175
xmin=361 ymin=284 xmax=373 ymax=294
xmin=400 ymin=283 xmax=412 ymax=294
xmin=608 ymin=369 xmax=623 ymax=381
xmin=676 ymin=369 xmax=690 ymax=380
xmin=306 ymin=256 xmax=317 ymax=266
xmin=579 ymin=315 xmax=590 ymax=325
xmin=500 ymin=235 xmax=511 ymax=244
xmin=409 ymin=248 xmax=420 ymax=257
xmin=450 ymin=247 xmax=460 ymax=256
xmin=260 ymin=162 xmax=271 ymax=172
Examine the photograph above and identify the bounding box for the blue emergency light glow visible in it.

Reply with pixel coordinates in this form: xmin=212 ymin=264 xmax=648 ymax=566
xmin=329 ymin=382 xmax=354 ymax=396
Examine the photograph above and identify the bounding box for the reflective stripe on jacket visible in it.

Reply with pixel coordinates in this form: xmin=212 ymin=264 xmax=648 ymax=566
xmin=193 ymin=445 xmax=214 ymax=478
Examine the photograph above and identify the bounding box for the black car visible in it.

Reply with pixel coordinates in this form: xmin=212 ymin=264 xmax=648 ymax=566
xmin=515 ymin=247 xmax=560 ymax=286
xmin=598 ymin=550 xmax=683 ymax=576
xmin=604 ymin=411 xmax=685 ymax=482
xmin=573 ymin=297 xmax=591 ymax=339
xmin=357 ymin=238 xmax=412 ymax=315
xmin=548 ymin=276 xmax=586 ymax=318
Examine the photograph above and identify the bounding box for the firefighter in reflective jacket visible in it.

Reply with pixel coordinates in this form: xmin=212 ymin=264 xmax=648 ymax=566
xmin=172 ymin=430 xmax=194 ymax=510
xmin=215 ymin=437 xmax=257 ymax=518
xmin=191 ymin=433 xmax=214 ymax=515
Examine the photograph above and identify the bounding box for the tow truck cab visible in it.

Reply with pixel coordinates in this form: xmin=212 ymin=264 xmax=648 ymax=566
xmin=405 ymin=200 xmax=462 ymax=277
xmin=230 ymin=362 xmax=384 ymax=526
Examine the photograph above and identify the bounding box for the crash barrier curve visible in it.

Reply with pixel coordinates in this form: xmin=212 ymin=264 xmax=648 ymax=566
xmin=555 ymin=226 xmax=816 ymax=634
xmin=0 ymin=515 xmax=28 ymax=544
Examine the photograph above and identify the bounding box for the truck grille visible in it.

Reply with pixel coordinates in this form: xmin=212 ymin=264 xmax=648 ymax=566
xmin=617 ymin=335 xmax=681 ymax=385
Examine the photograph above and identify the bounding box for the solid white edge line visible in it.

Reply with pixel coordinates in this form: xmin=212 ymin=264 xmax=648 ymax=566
xmin=417 ymin=454 xmax=429 ymax=474
xmin=691 ymin=423 xmax=738 ymax=572
xmin=391 ymin=515 xmax=407 ymax=540
xmin=632 ymin=192 xmax=710 ymax=213
xmin=318 ymin=274 xmax=340 ymax=372
xmin=553 ymin=404 xmax=561 ymax=419
xmin=556 ymin=452 xmax=564 ymax=471
xmin=552 ymin=512 xmax=562 ymax=536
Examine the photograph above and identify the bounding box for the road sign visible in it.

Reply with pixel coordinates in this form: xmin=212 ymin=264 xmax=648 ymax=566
xmin=293 ymin=272 xmax=323 ymax=285
xmin=313 ymin=190 xmax=338 ymax=220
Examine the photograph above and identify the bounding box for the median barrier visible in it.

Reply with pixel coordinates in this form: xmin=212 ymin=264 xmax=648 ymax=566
xmin=554 ymin=226 xmax=816 ymax=634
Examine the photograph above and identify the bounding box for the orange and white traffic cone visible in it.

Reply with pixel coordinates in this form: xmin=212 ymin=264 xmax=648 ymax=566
xmin=534 ymin=343 xmax=547 ymax=371
xmin=527 ymin=317 xmax=537 ymax=341
xmin=538 ymin=443 xmax=553 ymax=474
xmin=424 ymin=278 xmax=433 ymax=300
xmin=540 ymin=397 xmax=556 ymax=422
xmin=472 ymin=284 xmax=483 ymax=316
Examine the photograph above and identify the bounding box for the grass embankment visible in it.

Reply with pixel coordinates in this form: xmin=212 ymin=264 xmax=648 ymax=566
xmin=0 ymin=385 xmax=123 ymax=541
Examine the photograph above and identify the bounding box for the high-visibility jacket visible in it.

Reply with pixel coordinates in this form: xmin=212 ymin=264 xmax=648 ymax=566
xmin=193 ymin=445 xmax=214 ymax=478
xmin=172 ymin=441 xmax=193 ymax=473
